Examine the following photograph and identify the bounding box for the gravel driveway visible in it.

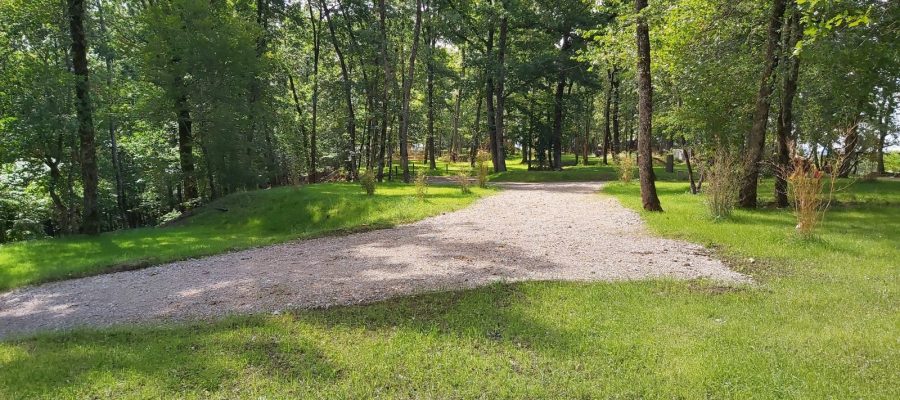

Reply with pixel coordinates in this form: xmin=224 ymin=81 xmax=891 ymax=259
xmin=0 ymin=182 xmax=747 ymax=339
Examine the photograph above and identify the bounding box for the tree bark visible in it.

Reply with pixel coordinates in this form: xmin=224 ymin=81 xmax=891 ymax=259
xmin=635 ymin=0 xmax=662 ymax=211
xmin=485 ymin=26 xmax=499 ymax=172
xmin=426 ymin=32 xmax=437 ymax=169
xmin=376 ymin=0 xmax=391 ymax=181
xmin=739 ymin=0 xmax=787 ymax=208
xmin=399 ymin=0 xmax=423 ymax=182
xmin=551 ymin=35 xmax=571 ymax=170
xmin=493 ymin=12 xmax=509 ymax=172
xmin=603 ymin=68 xmax=612 ymax=165
xmin=611 ymin=67 xmax=621 ymax=157
xmin=838 ymin=119 xmax=860 ymax=178
xmin=175 ymin=94 xmax=198 ymax=202
xmin=68 ymin=0 xmax=101 ymax=233
xmin=97 ymin=0 xmax=129 ymax=227
xmin=774 ymin=3 xmax=800 ymax=208
xmin=307 ymin=1 xmax=321 ymax=183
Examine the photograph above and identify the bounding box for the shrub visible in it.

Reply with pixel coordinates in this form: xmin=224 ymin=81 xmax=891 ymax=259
xmin=615 ymin=154 xmax=635 ymax=184
xmin=787 ymin=158 xmax=835 ymax=237
xmin=475 ymin=151 xmax=491 ymax=188
xmin=414 ymin=169 xmax=428 ymax=200
xmin=456 ymin=171 xmax=472 ymax=194
xmin=360 ymin=170 xmax=376 ymax=196
xmin=703 ymin=151 xmax=740 ymax=220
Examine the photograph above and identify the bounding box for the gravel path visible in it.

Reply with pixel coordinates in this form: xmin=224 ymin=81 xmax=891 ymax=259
xmin=0 ymin=182 xmax=747 ymax=339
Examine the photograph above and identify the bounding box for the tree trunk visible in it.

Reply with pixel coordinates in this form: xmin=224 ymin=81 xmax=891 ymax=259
xmin=426 ymin=32 xmax=437 ymax=169
xmin=376 ymin=0 xmax=391 ymax=181
xmin=739 ymin=0 xmax=787 ymax=208
xmin=838 ymin=119 xmax=860 ymax=178
xmin=97 ymin=0 xmax=129 ymax=227
xmin=774 ymin=4 xmax=801 ymax=208
xmin=493 ymin=13 xmax=509 ymax=172
xmin=470 ymin=91 xmax=483 ymax=167
xmin=321 ymin=0 xmax=357 ymax=181
xmin=68 ymin=0 xmax=101 ymax=234
xmin=635 ymin=0 xmax=662 ymax=212
xmin=451 ymin=50 xmax=464 ymax=163
xmin=175 ymin=94 xmax=198 ymax=202
xmin=551 ymin=35 xmax=571 ymax=170
xmin=399 ymin=0 xmax=423 ymax=182
xmin=611 ymin=67 xmax=621 ymax=157
xmin=307 ymin=1 xmax=321 ymax=183
xmin=603 ymin=68 xmax=612 ymax=165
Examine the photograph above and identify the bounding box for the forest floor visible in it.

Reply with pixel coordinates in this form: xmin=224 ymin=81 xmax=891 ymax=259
xmin=0 ymin=182 xmax=745 ymax=338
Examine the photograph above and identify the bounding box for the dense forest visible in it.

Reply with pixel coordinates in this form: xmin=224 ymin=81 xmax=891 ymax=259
xmin=1 ymin=0 xmax=897 ymax=242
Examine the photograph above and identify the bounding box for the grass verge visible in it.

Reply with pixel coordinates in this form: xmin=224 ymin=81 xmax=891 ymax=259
xmin=0 ymin=182 xmax=494 ymax=291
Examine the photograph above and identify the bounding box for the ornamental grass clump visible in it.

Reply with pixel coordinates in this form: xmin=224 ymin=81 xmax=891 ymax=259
xmin=456 ymin=171 xmax=472 ymax=194
xmin=475 ymin=151 xmax=491 ymax=188
xmin=615 ymin=154 xmax=635 ymax=184
xmin=359 ymin=170 xmax=376 ymax=196
xmin=787 ymin=158 xmax=835 ymax=237
xmin=414 ymin=169 xmax=429 ymax=200
xmin=703 ymin=151 xmax=740 ymax=220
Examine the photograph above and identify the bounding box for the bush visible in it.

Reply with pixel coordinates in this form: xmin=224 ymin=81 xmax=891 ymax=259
xmin=475 ymin=151 xmax=491 ymax=188
xmin=787 ymin=158 xmax=835 ymax=237
xmin=703 ymin=151 xmax=740 ymax=220
xmin=456 ymin=171 xmax=472 ymax=194
xmin=615 ymin=154 xmax=635 ymax=184
xmin=360 ymin=170 xmax=376 ymax=196
xmin=414 ymin=169 xmax=428 ymax=199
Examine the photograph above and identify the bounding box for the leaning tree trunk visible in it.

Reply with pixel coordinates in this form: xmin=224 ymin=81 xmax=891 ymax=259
xmin=399 ymin=0 xmax=422 ymax=182
xmin=307 ymin=0 xmax=321 ymax=183
xmin=635 ymin=0 xmax=662 ymax=211
xmin=739 ymin=0 xmax=787 ymax=208
xmin=68 ymin=0 xmax=101 ymax=234
xmin=838 ymin=118 xmax=860 ymax=178
xmin=774 ymin=3 xmax=801 ymax=208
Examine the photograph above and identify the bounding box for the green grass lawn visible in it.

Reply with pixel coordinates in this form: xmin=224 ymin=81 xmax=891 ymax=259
xmin=1 ymin=176 xmax=896 ymax=398
xmin=0 ymin=182 xmax=493 ymax=291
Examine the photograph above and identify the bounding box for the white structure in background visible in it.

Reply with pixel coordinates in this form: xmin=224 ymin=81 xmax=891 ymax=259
xmin=672 ymin=148 xmax=687 ymax=162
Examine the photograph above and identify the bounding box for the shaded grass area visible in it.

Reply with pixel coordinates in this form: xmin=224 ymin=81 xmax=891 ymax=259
xmin=0 ymin=183 xmax=493 ymax=291
xmin=0 ymin=180 xmax=897 ymax=398
xmin=490 ymin=154 xmax=690 ymax=182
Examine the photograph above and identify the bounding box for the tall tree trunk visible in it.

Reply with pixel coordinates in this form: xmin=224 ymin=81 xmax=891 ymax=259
xmin=603 ymin=68 xmax=612 ymax=165
xmin=376 ymin=0 xmax=391 ymax=181
xmin=485 ymin=26 xmax=499 ymax=172
xmin=551 ymin=35 xmax=571 ymax=170
xmin=876 ymin=98 xmax=894 ymax=174
xmin=774 ymin=2 xmax=801 ymax=208
xmin=470 ymin=91 xmax=483 ymax=167
xmin=399 ymin=0 xmax=423 ymax=182
xmin=739 ymin=0 xmax=787 ymax=208
xmin=321 ymin=0 xmax=357 ymax=181
xmin=635 ymin=0 xmax=662 ymax=211
xmin=97 ymin=0 xmax=129 ymax=227
xmin=426 ymin=32 xmax=437 ymax=169
xmin=68 ymin=0 xmax=100 ymax=233
xmin=493 ymin=12 xmax=509 ymax=172
xmin=307 ymin=1 xmax=321 ymax=183
xmin=611 ymin=66 xmax=621 ymax=158
xmin=175 ymin=94 xmax=198 ymax=202
xmin=838 ymin=118 xmax=861 ymax=178
xmin=451 ymin=50 xmax=465 ymax=163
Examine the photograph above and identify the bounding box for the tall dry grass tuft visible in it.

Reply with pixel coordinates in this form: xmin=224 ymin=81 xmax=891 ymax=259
xmin=414 ymin=169 xmax=429 ymax=200
xmin=475 ymin=151 xmax=491 ymax=188
xmin=359 ymin=170 xmax=376 ymax=196
xmin=787 ymin=157 xmax=836 ymax=237
xmin=456 ymin=171 xmax=472 ymax=194
xmin=615 ymin=154 xmax=635 ymax=184
xmin=703 ymin=150 xmax=741 ymax=219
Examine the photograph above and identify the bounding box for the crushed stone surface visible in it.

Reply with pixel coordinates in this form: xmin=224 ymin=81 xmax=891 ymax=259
xmin=0 ymin=182 xmax=747 ymax=339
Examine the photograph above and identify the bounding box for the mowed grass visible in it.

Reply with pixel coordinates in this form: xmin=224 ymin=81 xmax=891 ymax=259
xmin=0 ymin=182 xmax=494 ymax=291
xmin=0 ymin=177 xmax=897 ymax=398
